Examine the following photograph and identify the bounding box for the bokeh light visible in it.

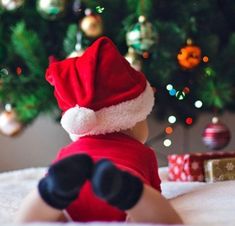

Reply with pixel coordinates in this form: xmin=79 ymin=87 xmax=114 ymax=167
xmin=212 ymin=117 xmax=219 ymax=124
xmin=183 ymin=87 xmax=190 ymax=94
xmin=185 ymin=117 xmax=193 ymax=125
xmin=166 ymin=84 xmax=173 ymax=91
xmin=163 ymin=139 xmax=172 ymax=147
xmin=168 ymin=115 xmax=176 ymax=124
xmin=165 ymin=126 xmax=173 ymax=134
xmin=142 ymin=51 xmax=149 ymax=59
xmin=169 ymin=88 xmax=176 ymax=96
xmin=176 ymin=91 xmax=186 ymax=100
xmin=205 ymin=67 xmax=215 ymax=77
xmin=96 ymin=6 xmax=105 ymax=13
xmin=5 ymin=103 xmax=12 ymax=112
xmin=203 ymin=56 xmax=209 ymax=63
xmin=194 ymin=100 xmax=203 ymax=108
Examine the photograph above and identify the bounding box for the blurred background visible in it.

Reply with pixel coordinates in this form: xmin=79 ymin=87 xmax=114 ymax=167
xmin=0 ymin=0 xmax=234 ymax=171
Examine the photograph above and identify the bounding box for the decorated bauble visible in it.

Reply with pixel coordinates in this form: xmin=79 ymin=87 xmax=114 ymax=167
xmin=126 ymin=15 xmax=158 ymax=54
xmin=202 ymin=117 xmax=231 ymax=150
xmin=0 ymin=109 xmax=22 ymax=136
xmin=0 ymin=0 xmax=24 ymax=11
xmin=80 ymin=10 xmax=103 ymax=38
xmin=177 ymin=39 xmax=201 ymax=70
xmin=125 ymin=47 xmax=142 ymax=71
xmin=37 ymin=0 xmax=67 ymax=20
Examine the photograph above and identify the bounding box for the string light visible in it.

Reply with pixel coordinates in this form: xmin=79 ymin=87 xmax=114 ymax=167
xmin=166 ymin=84 xmax=173 ymax=91
xmin=185 ymin=117 xmax=193 ymax=125
xmin=183 ymin=87 xmax=190 ymax=94
xmin=176 ymin=91 xmax=186 ymax=100
xmin=163 ymin=139 xmax=172 ymax=147
xmin=168 ymin=115 xmax=176 ymax=124
xmin=203 ymin=56 xmax=209 ymax=63
xmin=96 ymin=6 xmax=105 ymax=13
xmin=169 ymin=89 xmax=176 ymax=96
xmin=165 ymin=126 xmax=173 ymax=134
xmin=142 ymin=52 xmax=149 ymax=59
xmin=194 ymin=100 xmax=203 ymax=108
xmin=212 ymin=117 xmax=219 ymax=124
xmin=5 ymin=104 xmax=12 ymax=112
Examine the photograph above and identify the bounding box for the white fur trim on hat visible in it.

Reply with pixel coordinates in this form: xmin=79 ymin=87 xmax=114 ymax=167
xmin=61 ymin=106 xmax=97 ymax=134
xmin=62 ymin=82 xmax=154 ymax=141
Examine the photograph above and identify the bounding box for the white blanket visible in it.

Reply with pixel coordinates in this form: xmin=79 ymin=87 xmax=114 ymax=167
xmin=0 ymin=167 xmax=234 ymax=226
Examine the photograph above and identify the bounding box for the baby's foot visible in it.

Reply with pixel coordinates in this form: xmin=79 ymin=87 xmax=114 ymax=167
xmin=38 ymin=154 xmax=93 ymax=209
xmin=91 ymin=159 xmax=143 ymax=210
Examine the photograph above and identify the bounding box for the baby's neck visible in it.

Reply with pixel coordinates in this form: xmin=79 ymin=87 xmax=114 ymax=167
xmin=120 ymin=129 xmax=144 ymax=144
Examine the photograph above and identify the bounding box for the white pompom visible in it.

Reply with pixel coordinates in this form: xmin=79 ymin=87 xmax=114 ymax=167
xmin=61 ymin=106 xmax=97 ymax=135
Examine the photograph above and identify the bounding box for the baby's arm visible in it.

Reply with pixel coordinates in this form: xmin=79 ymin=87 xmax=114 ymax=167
xmin=15 ymin=189 xmax=65 ymax=222
xmin=126 ymin=184 xmax=183 ymax=224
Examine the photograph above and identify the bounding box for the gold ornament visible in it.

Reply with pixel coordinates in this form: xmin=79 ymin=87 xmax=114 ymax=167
xmin=177 ymin=39 xmax=201 ymax=70
xmin=0 ymin=109 xmax=22 ymax=136
xmin=0 ymin=0 xmax=24 ymax=11
xmin=36 ymin=0 xmax=67 ymax=20
xmin=125 ymin=47 xmax=142 ymax=71
xmin=80 ymin=13 xmax=103 ymax=38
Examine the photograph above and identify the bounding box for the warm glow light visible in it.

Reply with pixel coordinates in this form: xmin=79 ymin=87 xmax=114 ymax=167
xmin=142 ymin=52 xmax=149 ymax=59
xmin=165 ymin=126 xmax=173 ymax=134
xmin=203 ymin=56 xmax=209 ymax=63
xmin=212 ymin=117 xmax=219 ymax=124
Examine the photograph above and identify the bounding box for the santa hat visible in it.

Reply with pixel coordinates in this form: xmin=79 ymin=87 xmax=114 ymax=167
xmin=46 ymin=37 xmax=154 ymax=141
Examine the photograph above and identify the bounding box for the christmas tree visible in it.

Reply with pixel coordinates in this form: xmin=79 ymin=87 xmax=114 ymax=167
xmin=0 ymin=0 xmax=234 ymax=146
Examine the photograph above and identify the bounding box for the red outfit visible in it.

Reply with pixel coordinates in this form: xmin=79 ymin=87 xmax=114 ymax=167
xmin=54 ymin=132 xmax=161 ymax=222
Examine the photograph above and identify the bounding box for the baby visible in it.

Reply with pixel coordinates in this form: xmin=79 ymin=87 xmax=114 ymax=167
xmin=16 ymin=37 xmax=182 ymax=224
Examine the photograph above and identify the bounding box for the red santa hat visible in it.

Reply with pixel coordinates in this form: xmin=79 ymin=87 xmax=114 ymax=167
xmin=46 ymin=37 xmax=154 ymax=141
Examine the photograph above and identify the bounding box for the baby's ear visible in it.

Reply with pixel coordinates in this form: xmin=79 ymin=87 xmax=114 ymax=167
xmin=151 ymin=86 xmax=157 ymax=94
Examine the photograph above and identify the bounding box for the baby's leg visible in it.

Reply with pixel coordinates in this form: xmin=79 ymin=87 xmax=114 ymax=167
xmin=16 ymin=154 xmax=93 ymax=223
xmin=126 ymin=185 xmax=183 ymax=224
xmin=15 ymin=189 xmax=66 ymax=222
xmin=92 ymin=159 xmax=183 ymax=224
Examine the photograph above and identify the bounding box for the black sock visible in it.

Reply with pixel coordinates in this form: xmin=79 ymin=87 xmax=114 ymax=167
xmin=38 ymin=154 xmax=93 ymax=210
xmin=91 ymin=159 xmax=143 ymax=210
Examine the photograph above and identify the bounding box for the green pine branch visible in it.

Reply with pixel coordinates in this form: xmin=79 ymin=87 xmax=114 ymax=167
xmin=199 ymin=78 xmax=232 ymax=109
xmin=11 ymin=21 xmax=47 ymax=76
xmin=63 ymin=24 xmax=78 ymax=56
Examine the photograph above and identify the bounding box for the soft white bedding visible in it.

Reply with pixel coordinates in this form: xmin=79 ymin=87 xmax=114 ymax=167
xmin=0 ymin=167 xmax=234 ymax=226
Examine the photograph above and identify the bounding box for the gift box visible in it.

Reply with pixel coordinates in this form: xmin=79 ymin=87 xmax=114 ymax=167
xmin=168 ymin=151 xmax=235 ymax=182
xmin=204 ymin=157 xmax=235 ymax=182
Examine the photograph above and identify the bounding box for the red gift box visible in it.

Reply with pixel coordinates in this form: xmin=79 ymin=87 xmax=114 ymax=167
xmin=168 ymin=151 xmax=235 ymax=182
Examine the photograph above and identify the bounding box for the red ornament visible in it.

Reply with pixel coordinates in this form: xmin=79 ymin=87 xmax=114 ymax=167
xmin=202 ymin=119 xmax=231 ymax=150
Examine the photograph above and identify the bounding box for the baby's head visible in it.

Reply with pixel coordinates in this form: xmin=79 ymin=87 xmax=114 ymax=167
xmin=46 ymin=37 xmax=154 ymax=142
